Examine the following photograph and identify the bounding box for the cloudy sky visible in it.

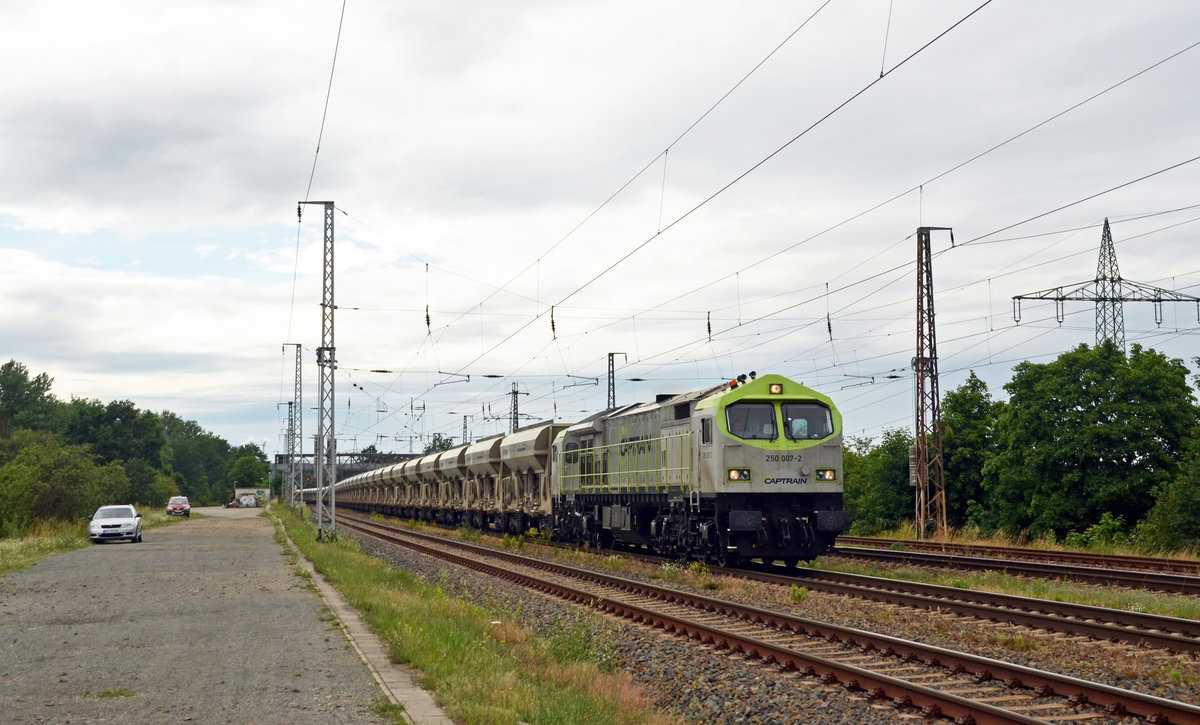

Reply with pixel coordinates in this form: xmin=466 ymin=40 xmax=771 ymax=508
xmin=2 ymin=1 xmax=1198 ymax=457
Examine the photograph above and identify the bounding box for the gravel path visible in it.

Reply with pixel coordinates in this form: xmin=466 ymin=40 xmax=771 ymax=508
xmin=0 ymin=508 xmax=390 ymax=724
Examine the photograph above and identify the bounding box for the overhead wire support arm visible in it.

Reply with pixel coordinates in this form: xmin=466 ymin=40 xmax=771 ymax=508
xmin=434 ymin=371 xmax=470 ymax=387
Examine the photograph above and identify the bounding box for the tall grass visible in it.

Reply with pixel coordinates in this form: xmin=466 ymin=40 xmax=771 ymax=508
xmin=0 ymin=519 xmax=90 ymax=575
xmin=274 ymin=506 xmax=676 ymax=725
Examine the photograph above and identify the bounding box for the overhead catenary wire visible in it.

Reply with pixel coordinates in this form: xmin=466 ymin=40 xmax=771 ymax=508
xmin=316 ymin=8 xmax=1198 ymax=448
xmin=425 ymin=1 xmax=996 ymax=389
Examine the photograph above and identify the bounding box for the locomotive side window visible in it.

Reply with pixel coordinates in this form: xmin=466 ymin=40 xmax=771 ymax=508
xmin=701 ymin=417 xmax=712 ymax=444
xmin=726 ymin=402 xmax=777 ymax=440
xmin=782 ymin=403 xmax=833 ymax=440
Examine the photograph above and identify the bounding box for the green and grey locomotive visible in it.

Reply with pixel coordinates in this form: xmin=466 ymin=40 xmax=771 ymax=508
xmin=322 ymin=372 xmax=847 ymax=566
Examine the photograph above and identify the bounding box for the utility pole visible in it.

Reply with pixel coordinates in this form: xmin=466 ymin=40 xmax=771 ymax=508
xmin=913 ymin=226 xmax=951 ymax=540
xmin=607 ymin=352 xmax=626 ymax=409
xmin=301 ymin=201 xmax=337 ymax=542
xmin=1013 ymin=218 xmax=1200 ymax=350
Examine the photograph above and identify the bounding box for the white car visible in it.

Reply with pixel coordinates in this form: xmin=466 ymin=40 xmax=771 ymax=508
xmin=88 ymin=505 xmax=143 ymax=544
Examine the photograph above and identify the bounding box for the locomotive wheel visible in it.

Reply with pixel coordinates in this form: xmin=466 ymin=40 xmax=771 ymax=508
xmin=715 ymin=550 xmax=740 ymax=568
xmin=781 ymin=557 xmax=800 ymax=568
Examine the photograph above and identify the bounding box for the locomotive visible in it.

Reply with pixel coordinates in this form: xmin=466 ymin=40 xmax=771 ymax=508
xmin=314 ymin=372 xmax=848 ymax=566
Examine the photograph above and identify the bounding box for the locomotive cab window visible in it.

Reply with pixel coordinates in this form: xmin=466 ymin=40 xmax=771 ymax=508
xmin=782 ymin=403 xmax=833 ymax=440
xmin=726 ymin=402 xmax=777 ymax=440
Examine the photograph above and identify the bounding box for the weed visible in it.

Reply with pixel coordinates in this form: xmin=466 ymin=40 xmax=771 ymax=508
xmin=369 ymin=692 xmax=407 ymax=723
xmin=788 ymin=584 xmax=809 ymax=604
xmin=97 ymin=689 xmax=136 ymax=698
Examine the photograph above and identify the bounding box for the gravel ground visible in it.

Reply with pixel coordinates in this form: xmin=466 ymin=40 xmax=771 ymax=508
xmin=351 ymin=527 xmax=1200 ymax=724
xmin=0 ymin=508 xmax=390 ymax=724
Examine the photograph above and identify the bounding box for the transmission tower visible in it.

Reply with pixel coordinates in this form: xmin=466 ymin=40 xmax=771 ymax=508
xmin=301 ymin=201 xmax=337 ymax=541
xmin=1013 ymin=218 xmax=1200 ymax=350
xmin=913 ymin=226 xmax=951 ymax=540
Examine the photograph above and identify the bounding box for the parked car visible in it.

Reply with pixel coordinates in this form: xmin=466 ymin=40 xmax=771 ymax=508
xmin=88 ymin=505 xmax=143 ymax=543
xmin=166 ymin=495 xmax=191 ymax=517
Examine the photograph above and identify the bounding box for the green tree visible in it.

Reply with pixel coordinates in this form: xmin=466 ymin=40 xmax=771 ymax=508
xmin=227 ymin=455 xmax=268 ymax=490
xmin=0 ymin=360 xmax=56 ymax=437
xmin=159 ymin=412 xmax=231 ymax=503
xmin=423 ymin=432 xmax=456 ymax=454
xmin=1133 ymin=357 xmax=1200 ymax=551
xmin=844 ymin=429 xmax=914 ymax=534
xmin=976 ymin=342 xmax=1197 ymax=538
xmin=0 ymin=431 xmax=129 ymax=536
xmin=941 ymin=371 xmax=999 ymax=528
xmin=62 ymin=398 xmax=164 ymax=466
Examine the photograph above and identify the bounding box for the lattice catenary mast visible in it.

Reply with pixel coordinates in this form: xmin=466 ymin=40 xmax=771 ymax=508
xmin=301 ymin=201 xmax=337 ymax=541
xmin=913 ymin=226 xmax=952 ymax=540
xmin=1013 ymin=218 xmax=1200 ymax=349
xmin=286 ymin=343 xmax=302 ymax=508
xmin=607 ymin=352 xmax=626 ymax=409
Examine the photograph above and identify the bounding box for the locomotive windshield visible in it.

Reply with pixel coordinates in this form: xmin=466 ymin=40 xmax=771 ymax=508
xmin=782 ymin=402 xmax=834 ymax=440
xmin=725 ymin=402 xmax=777 ymax=440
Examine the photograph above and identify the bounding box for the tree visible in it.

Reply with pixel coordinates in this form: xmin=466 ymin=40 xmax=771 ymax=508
xmin=159 ymin=411 xmax=232 ymax=503
xmin=844 ymin=429 xmax=914 ymax=534
xmin=423 ymin=433 xmax=456 ymax=454
xmin=1133 ymin=357 xmax=1200 ymax=551
xmin=227 ymin=455 xmax=268 ymax=490
xmin=0 ymin=431 xmax=129 ymax=536
xmin=940 ymin=372 xmax=999 ymax=528
xmin=976 ymin=342 xmax=1197 ymax=538
xmin=0 ymin=360 xmax=56 ymax=437
xmin=62 ymin=398 xmax=164 ymax=466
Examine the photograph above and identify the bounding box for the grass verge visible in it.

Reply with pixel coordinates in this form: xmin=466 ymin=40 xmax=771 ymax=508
xmin=272 ymin=505 xmax=676 ymax=725
xmin=0 ymin=511 xmax=188 ymax=576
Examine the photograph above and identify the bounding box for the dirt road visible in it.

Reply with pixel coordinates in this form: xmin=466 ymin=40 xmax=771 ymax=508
xmin=0 ymin=507 xmax=390 ymax=724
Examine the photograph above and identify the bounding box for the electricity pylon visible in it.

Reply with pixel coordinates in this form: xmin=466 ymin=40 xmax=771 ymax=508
xmin=1014 ymin=218 xmax=1200 ymax=349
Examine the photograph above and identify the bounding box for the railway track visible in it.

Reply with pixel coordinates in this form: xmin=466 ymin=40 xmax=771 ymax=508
xmin=838 ymin=538 xmax=1200 ymax=576
xmin=337 ymin=513 xmax=1200 ymax=725
xmin=738 ymin=566 xmax=1200 ymax=655
xmin=831 ymin=546 xmax=1200 ymax=596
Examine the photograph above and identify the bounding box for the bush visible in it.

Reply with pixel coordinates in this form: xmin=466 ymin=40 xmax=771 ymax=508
xmin=0 ymin=433 xmax=128 ymax=537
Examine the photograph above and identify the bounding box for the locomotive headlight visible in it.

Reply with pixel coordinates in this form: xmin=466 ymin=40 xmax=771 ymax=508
xmin=768 ymin=383 xmax=783 ymax=395
xmin=815 ymin=468 xmax=837 ymax=482
xmin=727 ymin=468 xmax=751 ymax=482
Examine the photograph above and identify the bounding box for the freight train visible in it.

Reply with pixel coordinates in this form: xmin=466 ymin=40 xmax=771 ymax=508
xmin=305 ymin=373 xmax=848 ymax=566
